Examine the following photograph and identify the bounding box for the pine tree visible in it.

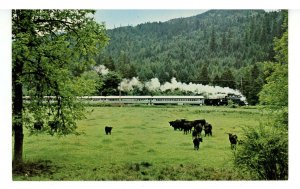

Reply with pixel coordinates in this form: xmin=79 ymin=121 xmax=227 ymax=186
xmin=197 ymin=65 xmax=210 ymax=85
xmin=220 ymin=68 xmax=236 ymax=89
xmin=209 ymin=27 xmax=217 ymax=52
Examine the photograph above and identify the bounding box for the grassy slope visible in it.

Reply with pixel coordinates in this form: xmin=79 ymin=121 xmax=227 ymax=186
xmin=14 ymin=106 xmax=261 ymax=180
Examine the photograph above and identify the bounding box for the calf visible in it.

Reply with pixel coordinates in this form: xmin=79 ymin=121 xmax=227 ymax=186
xmin=227 ymin=133 xmax=238 ymax=150
xmin=105 ymin=126 xmax=113 ymax=135
xmin=204 ymin=123 xmax=212 ymax=137
xmin=193 ymin=137 xmax=203 ymax=150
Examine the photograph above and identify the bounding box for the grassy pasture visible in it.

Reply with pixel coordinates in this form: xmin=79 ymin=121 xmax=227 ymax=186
xmin=14 ymin=105 xmax=262 ymax=180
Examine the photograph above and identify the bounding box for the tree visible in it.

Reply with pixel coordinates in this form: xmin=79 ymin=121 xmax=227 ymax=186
xmin=259 ymin=64 xmax=288 ymax=108
xmin=197 ymin=65 xmax=210 ymax=85
xmin=273 ymin=10 xmax=288 ymax=65
xmin=212 ymin=74 xmax=221 ymax=86
xmin=117 ymin=51 xmax=137 ymax=78
xmin=209 ymin=26 xmax=217 ymax=52
xmin=259 ymin=10 xmax=288 ymax=108
xmin=12 ymin=10 xmax=108 ymax=168
xmin=98 ymin=71 xmax=122 ymax=96
xmin=221 ymin=32 xmax=228 ymax=52
xmin=103 ymin=56 xmax=116 ymax=71
xmin=219 ymin=68 xmax=236 ymax=89
xmin=245 ymin=63 xmax=264 ymax=105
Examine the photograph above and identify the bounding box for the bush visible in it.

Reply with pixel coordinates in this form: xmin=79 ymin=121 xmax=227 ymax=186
xmin=227 ymin=99 xmax=237 ymax=108
xmin=234 ymin=124 xmax=288 ymax=180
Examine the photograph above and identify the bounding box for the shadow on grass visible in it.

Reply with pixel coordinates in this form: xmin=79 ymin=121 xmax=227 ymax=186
xmin=13 ymin=160 xmax=61 ymax=179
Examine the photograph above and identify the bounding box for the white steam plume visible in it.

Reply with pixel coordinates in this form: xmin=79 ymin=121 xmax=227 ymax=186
xmin=93 ymin=65 xmax=109 ymax=75
xmin=119 ymin=77 xmax=245 ymax=99
xmin=145 ymin=78 xmax=161 ymax=91
xmin=160 ymin=77 xmax=242 ymax=97
xmin=119 ymin=77 xmax=143 ymax=91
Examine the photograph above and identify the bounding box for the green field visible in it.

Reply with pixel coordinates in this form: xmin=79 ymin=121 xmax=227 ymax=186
xmin=14 ymin=105 xmax=262 ymax=180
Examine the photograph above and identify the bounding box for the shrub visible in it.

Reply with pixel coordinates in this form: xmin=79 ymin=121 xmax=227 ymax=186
xmin=234 ymin=124 xmax=288 ymax=180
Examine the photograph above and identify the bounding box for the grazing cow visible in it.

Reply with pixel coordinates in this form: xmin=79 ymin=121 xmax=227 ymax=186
xmin=169 ymin=120 xmax=182 ymax=131
xmin=227 ymin=133 xmax=238 ymax=150
xmin=105 ymin=126 xmax=113 ymax=135
xmin=182 ymin=121 xmax=193 ymax=135
xmin=193 ymin=137 xmax=203 ymax=150
xmin=34 ymin=121 xmax=43 ymax=130
xmin=192 ymin=130 xmax=198 ymax=139
xmin=192 ymin=119 xmax=206 ymax=127
xmin=204 ymin=123 xmax=212 ymax=137
xmin=169 ymin=119 xmax=205 ymax=135
xmin=194 ymin=123 xmax=203 ymax=136
xmin=48 ymin=120 xmax=60 ymax=132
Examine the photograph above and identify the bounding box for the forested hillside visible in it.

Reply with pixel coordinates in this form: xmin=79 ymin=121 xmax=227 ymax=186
xmin=95 ymin=10 xmax=286 ymax=105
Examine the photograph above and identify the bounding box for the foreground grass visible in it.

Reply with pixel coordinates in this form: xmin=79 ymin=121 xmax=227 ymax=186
xmin=13 ymin=105 xmax=262 ymax=180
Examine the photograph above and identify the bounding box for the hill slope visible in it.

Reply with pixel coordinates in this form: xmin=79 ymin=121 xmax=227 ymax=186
xmin=96 ymin=10 xmax=285 ymax=85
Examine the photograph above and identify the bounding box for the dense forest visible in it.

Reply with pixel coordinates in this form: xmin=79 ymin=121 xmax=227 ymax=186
xmin=94 ymin=10 xmax=286 ymax=105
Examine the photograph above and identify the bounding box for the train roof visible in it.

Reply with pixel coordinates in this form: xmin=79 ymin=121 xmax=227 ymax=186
xmin=83 ymin=96 xmax=204 ymax=99
xmin=151 ymin=96 xmax=204 ymax=99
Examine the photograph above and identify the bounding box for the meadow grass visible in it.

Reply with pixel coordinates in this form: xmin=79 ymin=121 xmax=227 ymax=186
xmin=13 ymin=105 xmax=262 ymax=180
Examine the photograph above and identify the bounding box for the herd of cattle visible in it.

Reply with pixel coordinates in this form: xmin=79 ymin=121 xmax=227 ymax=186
xmin=169 ymin=119 xmax=238 ymax=151
xmin=32 ymin=117 xmax=238 ymax=151
xmin=103 ymin=118 xmax=238 ymax=151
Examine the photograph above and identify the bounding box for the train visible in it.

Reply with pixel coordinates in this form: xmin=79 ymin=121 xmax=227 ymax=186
xmin=80 ymin=96 xmax=205 ymax=105
xmin=79 ymin=94 xmax=247 ymax=106
xmin=23 ymin=94 xmax=247 ymax=106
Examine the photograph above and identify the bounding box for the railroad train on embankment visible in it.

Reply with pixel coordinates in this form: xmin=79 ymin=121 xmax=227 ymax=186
xmin=79 ymin=94 xmax=247 ymax=106
xmin=23 ymin=94 xmax=247 ymax=106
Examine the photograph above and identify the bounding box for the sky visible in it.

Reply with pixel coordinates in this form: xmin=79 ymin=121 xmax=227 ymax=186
xmin=95 ymin=10 xmax=207 ymax=29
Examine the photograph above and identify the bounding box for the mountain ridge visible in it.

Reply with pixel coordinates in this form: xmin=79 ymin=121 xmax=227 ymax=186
xmin=96 ymin=9 xmax=285 ymax=85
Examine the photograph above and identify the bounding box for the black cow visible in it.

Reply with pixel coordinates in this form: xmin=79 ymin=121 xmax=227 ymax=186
xmin=169 ymin=120 xmax=182 ymax=131
xmin=204 ymin=123 xmax=212 ymax=136
xmin=227 ymin=133 xmax=238 ymax=150
xmin=182 ymin=121 xmax=193 ymax=134
xmin=193 ymin=137 xmax=203 ymax=150
xmin=105 ymin=126 xmax=113 ymax=135
xmin=194 ymin=123 xmax=203 ymax=136
xmin=48 ymin=120 xmax=60 ymax=132
xmin=192 ymin=130 xmax=198 ymax=139
xmin=192 ymin=119 xmax=206 ymax=127
xmin=34 ymin=121 xmax=44 ymax=130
